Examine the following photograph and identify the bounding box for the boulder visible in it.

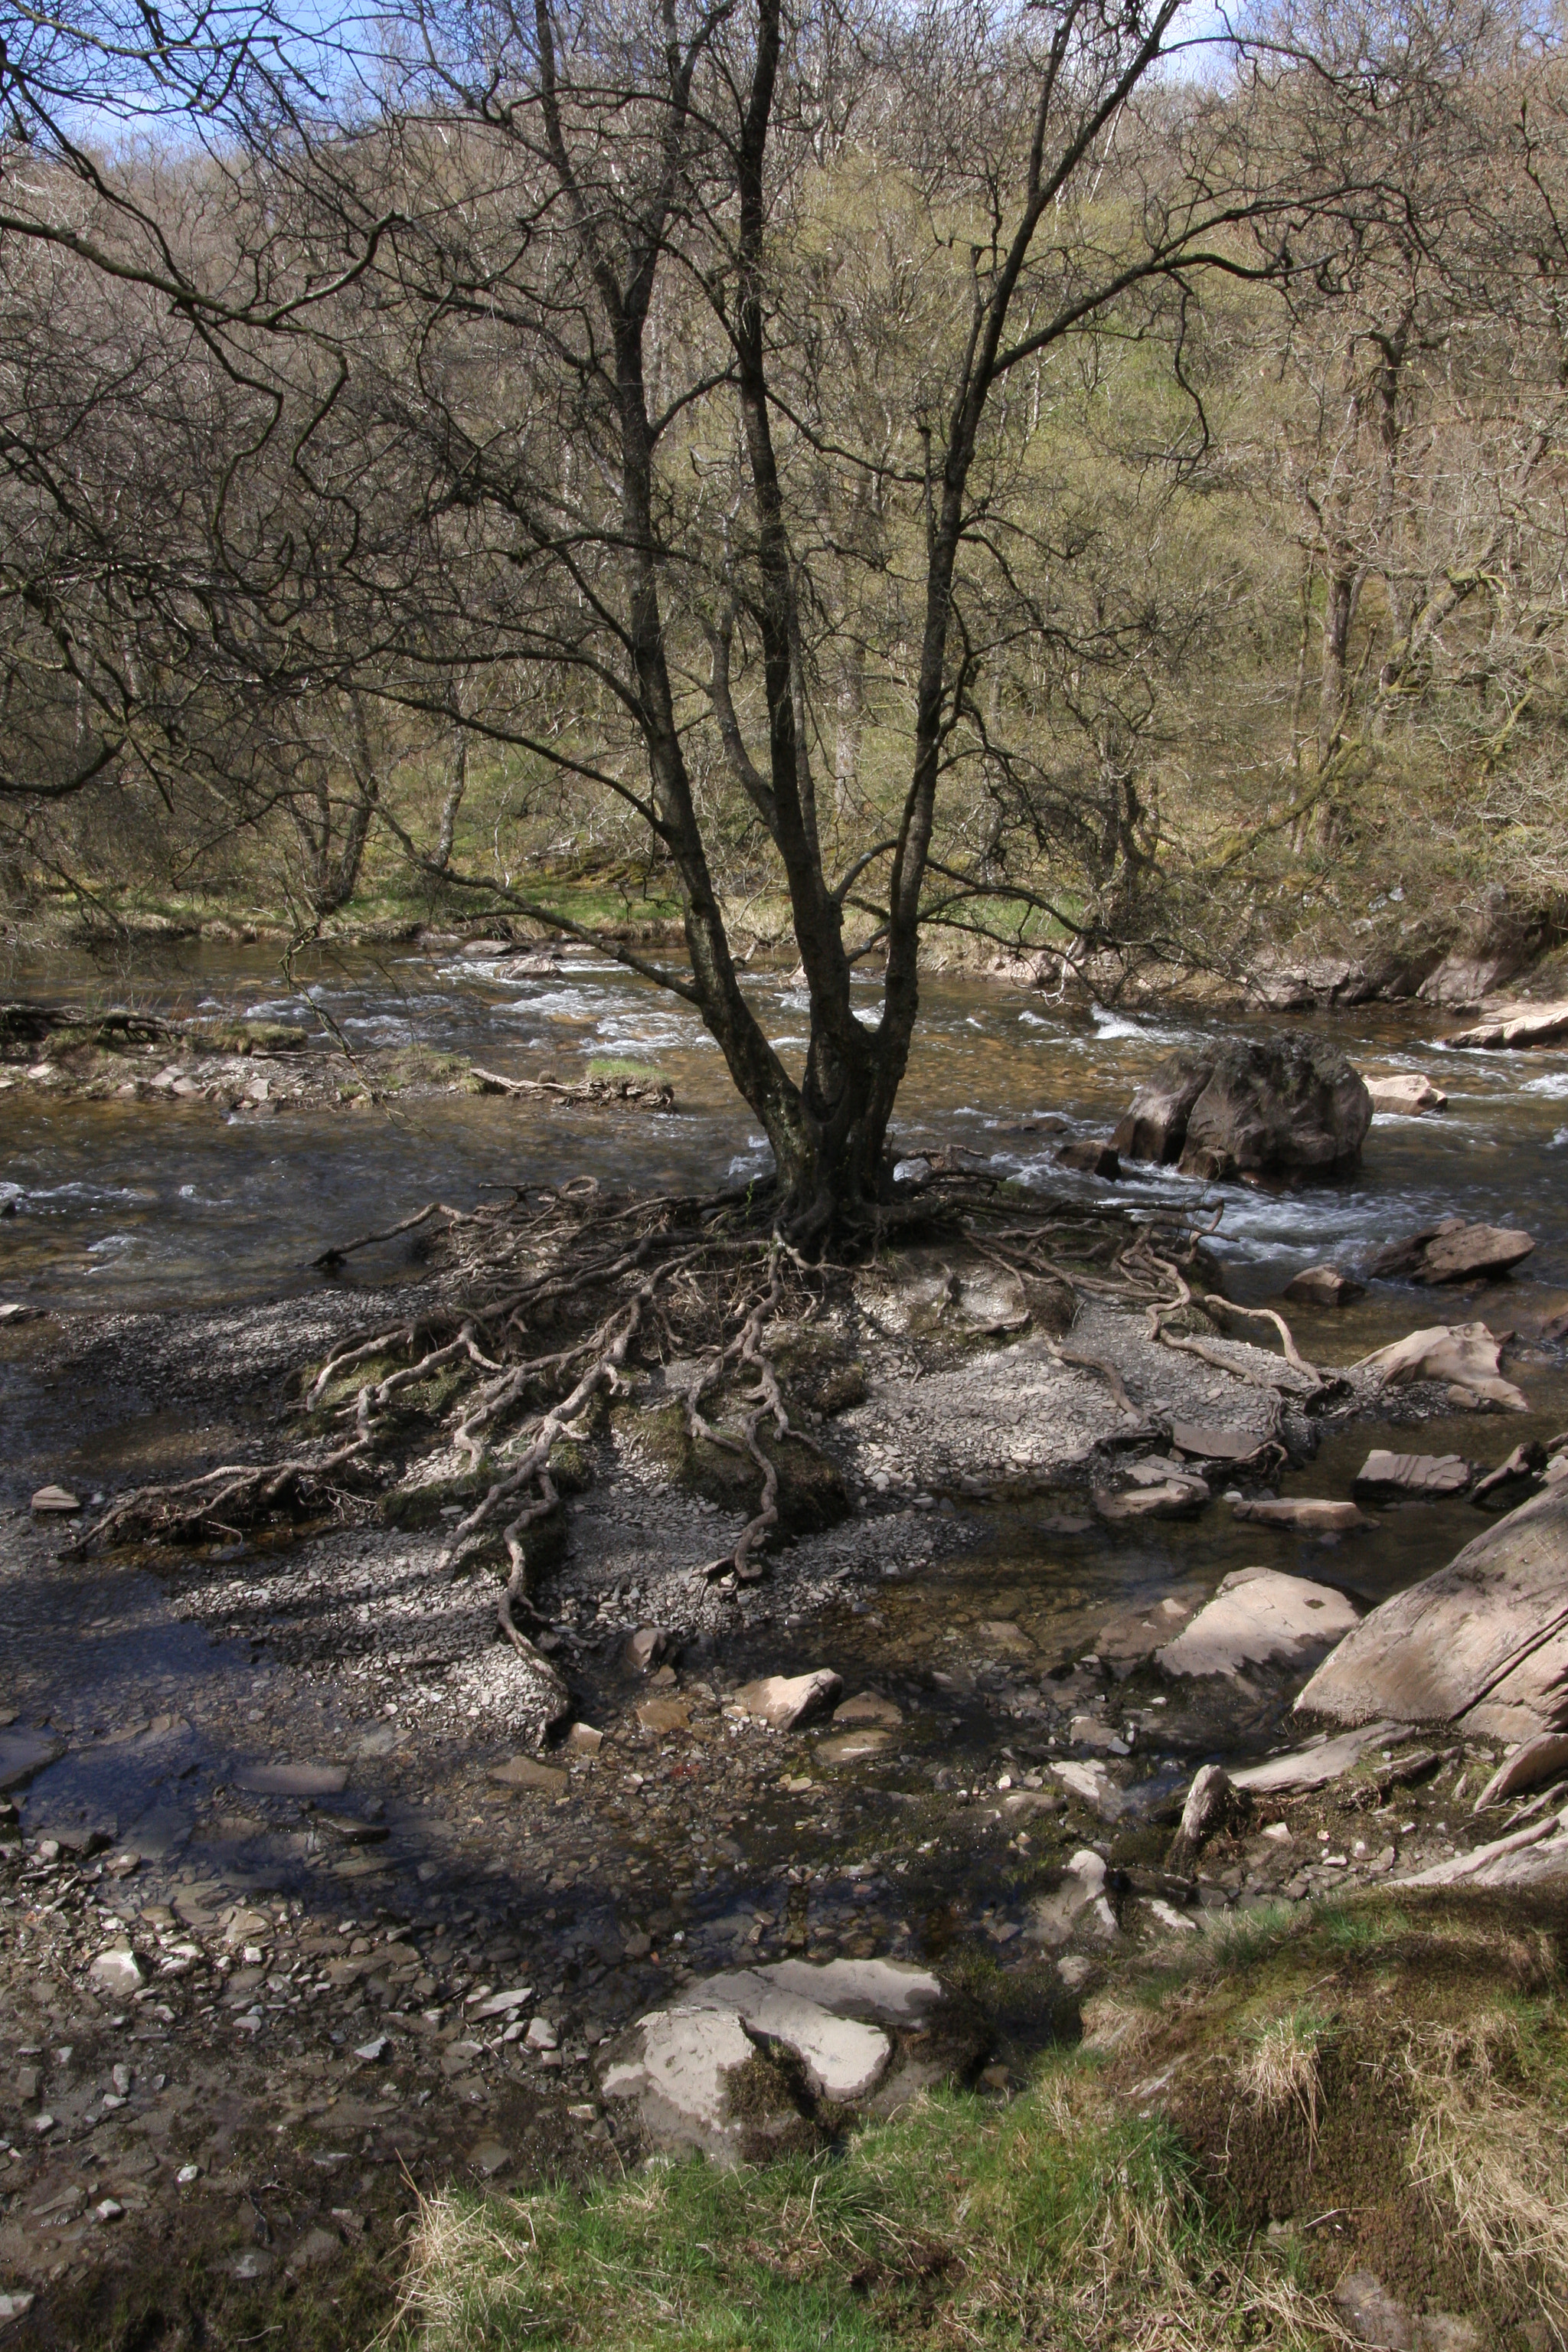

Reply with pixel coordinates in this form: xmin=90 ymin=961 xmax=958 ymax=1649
xmin=1110 ymin=1057 xmax=1214 ymax=1164
xmin=1352 ymin=1450 xmax=1472 ymax=1501
xmin=1417 ymin=888 xmax=1553 ymax=1007
xmin=1470 ymin=1442 xmax=1547 ymax=1508
xmin=1355 ymin=1321 xmax=1529 ymax=1411
xmin=732 ymin=1670 xmax=842 ymax=1730
xmin=1295 ymin=1484 xmax=1568 ymax=1741
xmin=1230 ymin=1498 xmax=1372 ymax=1532
xmin=1445 ymin=998 xmax=1568 ymax=1050
xmin=1371 ymin=1220 xmax=1534 ymax=1285
xmin=1156 ymin=1567 xmax=1361 ymax=1682
xmin=1112 ymin=1038 xmax=1371 ymax=1180
xmin=599 ymin=1958 xmax=945 ymax=2158
xmin=1282 ymin=1265 xmax=1366 ymax=1308
xmin=1057 ymin=1138 xmax=1121 ymax=1178
xmin=1364 ymin=1072 xmax=1449 ymax=1113
xmin=832 ymin=1691 xmax=902 ymax=1728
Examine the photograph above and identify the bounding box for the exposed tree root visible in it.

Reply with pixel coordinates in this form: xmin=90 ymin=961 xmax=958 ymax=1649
xmin=68 ymin=1171 xmax=1321 ymax=1740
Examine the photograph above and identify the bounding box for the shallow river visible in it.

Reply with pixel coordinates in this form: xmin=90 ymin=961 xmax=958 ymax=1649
xmin=3 ymin=936 xmax=1567 ymax=1890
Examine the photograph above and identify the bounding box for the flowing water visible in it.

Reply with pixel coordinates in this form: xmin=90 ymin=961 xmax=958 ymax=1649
xmin=3 ymin=936 xmax=1567 ymax=1896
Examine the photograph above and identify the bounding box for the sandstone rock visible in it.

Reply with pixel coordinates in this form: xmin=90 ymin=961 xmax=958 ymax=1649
xmin=1419 ymin=890 xmax=1552 ymax=1008
xmin=974 ymin=1620 xmax=1034 ymax=1655
xmin=635 ymin=1697 xmax=691 ymax=1736
xmin=566 ymin=1721 xmax=604 ymax=1753
xmin=1396 ymin=1805 xmax=1568 ymax=1891
xmin=1282 ymin=1265 xmax=1366 ymax=1308
xmin=833 ymin=1691 xmax=902 ymax=1728
xmin=237 ymin=1761 xmax=348 ymax=1797
xmin=600 ymin=1958 xmax=942 ymax=2158
xmin=1112 ymin=1038 xmax=1372 ymax=1179
xmin=624 ymin=1626 xmax=669 ymax=1674
xmin=1356 ymin=1321 xmax=1528 ymax=1411
xmin=1096 ymin=1477 xmax=1208 ymax=1522
xmin=1372 ymin=1220 xmax=1535 ymax=1285
xmin=1295 ymin=1484 xmax=1568 ymax=1741
xmin=1231 ymin=1498 xmax=1372 ymax=1532
xmin=1024 ymin=1850 xmax=1121 ymax=1945
xmin=1157 ymin=1567 xmax=1361 ymax=1681
xmin=30 ymin=1484 xmax=80 ymax=1514
xmin=1111 ymin=1057 xmax=1214 ymax=1162
xmin=1472 ymin=1731 xmax=1568 ymax=1811
xmin=733 ymin=1670 xmax=842 ymax=1730
xmin=1471 ymin=1442 xmax=1547 ymax=1508
xmin=1048 ymin=1759 xmax=1130 ymax=1818
xmin=1057 ymin=1138 xmax=1121 ymax=1178
xmin=1364 ymin=1072 xmax=1448 ymax=1113
xmin=1230 ymin=1722 xmax=1402 ymax=1795
xmin=1169 ymin=1421 xmax=1272 ymax=1461
xmin=1446 ymin=998 xmax=1568 ymax=1049
xmin=815 ymin=1728 xmax=894 ymax=1763
xmin=488 ymin=1755 xmax=569 ymax=1795
xmin=0 ymin=1728 xmax=65 ymax=1794
xmin=89 ymin=1949 xmax=145 ymax=1995
xmin=1352 ymin=1450 xmax=1472 ymax=1501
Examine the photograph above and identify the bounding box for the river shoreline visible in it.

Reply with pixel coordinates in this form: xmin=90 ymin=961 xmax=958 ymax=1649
xmin=3 ymin=1243 xmax=1566 ymax=2344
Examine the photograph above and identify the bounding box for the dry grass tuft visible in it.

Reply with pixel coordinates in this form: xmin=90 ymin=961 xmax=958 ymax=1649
xmin=1240 ymin=2007 xmax=1327 ymax=2148
xmin=1404 ymin=2010 xmax=1568 ymax=2325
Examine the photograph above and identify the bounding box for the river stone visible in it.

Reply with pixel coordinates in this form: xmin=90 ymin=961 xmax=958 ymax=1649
xmin=30 ymin=1484 xmax=80 ymax=1514
xmin=90 ymin=1949 xmax=145 ymax=1995
xmin=0 ymin=1729 xmax=66 ymax=1794
xmin=1057 ymin=1138 xmax=1121 ymax=1178
xmin=816 ymin=1728 xmax=894 ymax=1763
xmin=1297 ymin=1485 xmax=1568 ymax=1741
xmin=488 ymin=1755 xmax=569 ymax=1795
xmin=1281 ymin=1265 xmax=1366 ymax=1309
xmin=237 ymin=1762 xmax=348 ymax=1797
xmin=1230 ymin=1498 xmax=1372 ymax=1533
xmin=1356 ymin=1321 xmax=1528 ymax=1411
xmin=1472 ymin=1732 xmax=1568 ymax=1812
xmin=1113 ymin=1038 xmax=1371 ymax=1180
xmin=1049 ymin=1759 xmax=1129 ymax=1818
xmin=733 ymin=1670 xmax=841 ymax=1730
xmin=1156 ymin=1568 xmax=1361 ymax=1682
xmin=635 ymin=1697 xmax=691 ymax=1735
xmin=1096 ymin=1478 xmax=1208 ymax=1522
xmin=1445 ymin=998 xmax=1568 ymax=1049
xmin=1169 ymin=1421 xmax=1271 ymax=1462
xmin=1353 ymin=1450 xmax=1472 ymax=1501
xmin=1024 ymin=1850 xmax=1120 ymax=1946
xmin=601 ymin=1958 xmax=941 ymax=2159
xmin=1230 ymin=1722 xmax=1403 ymax=1795
xmin=1166 ymin=1764 xmax=1242 ymax=1868
xmin=1364 ymin=1072 xmax=1448 ymax=1113
xmin=1372 ymin=1220 xmax=1535 ymax=1285
xmin=833 ymin=1691 xmax=902 ymax=1727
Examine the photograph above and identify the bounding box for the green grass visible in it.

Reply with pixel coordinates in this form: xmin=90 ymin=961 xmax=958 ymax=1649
xmin=390 ymin=2066 xmax=1334 ymax=2351
xmin=586 ymin=1056 xmax=671 ymax=1085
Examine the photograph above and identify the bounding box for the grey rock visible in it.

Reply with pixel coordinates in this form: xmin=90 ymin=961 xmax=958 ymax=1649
xmin=1472 ymin=1731 xmax=1568 ymax=1812
xmin=1353 ymin=1450 xmax=1472 ymax=1501
xmin=733 ymin=1670 xmax=842 ymax=1730
xmin=1297 ymin=1483 xmax=1568 ymax=1741
xmin=1157 ymin=1569 xmax=1360 ymax=1682
xmin=1113 ymin=1038 xmax=1371 ymax=1181
xmin=237 ymin=1762 xmax=348 ymax=1797
xmin=1281 ymin=1265 xmax=1366 ymax=1308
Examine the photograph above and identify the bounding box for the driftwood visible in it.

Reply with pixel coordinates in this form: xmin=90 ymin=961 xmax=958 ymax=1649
xmin=470 ymin=1065 xmax=674 ymax=1108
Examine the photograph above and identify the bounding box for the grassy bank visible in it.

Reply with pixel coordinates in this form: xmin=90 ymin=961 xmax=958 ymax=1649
xmin=392 ymin=1890 xmax=1568 ymax=2352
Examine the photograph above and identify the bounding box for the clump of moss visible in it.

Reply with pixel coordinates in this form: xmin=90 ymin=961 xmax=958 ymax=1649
xmin=628 ymin=1402 xmax=848 ymax=1534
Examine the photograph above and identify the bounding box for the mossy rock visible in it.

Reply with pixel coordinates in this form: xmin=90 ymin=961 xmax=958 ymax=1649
xmin=629 ymin=1403 xmax=848 ymax=1537
xmin=547 ymin=1436 xmax=595 ymax=1494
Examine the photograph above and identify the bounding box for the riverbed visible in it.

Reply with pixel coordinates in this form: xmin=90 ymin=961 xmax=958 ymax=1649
xmin=2 ymin=938 xmax=1566 ymax=2336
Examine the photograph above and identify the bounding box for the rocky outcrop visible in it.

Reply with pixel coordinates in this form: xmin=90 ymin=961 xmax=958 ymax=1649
xmin=1295 ymin=1484 xmax=1568 ymax=1741
xmin=1372 ymin=1219 xmax=1535 ymax=1285
xmin=1417 ymin=890 xmax=1559 ymax=1008
xmin=1112 ymin=1038 xmax=1372 ymax=1181
xmin=1445 ymin=998 xmax=1568 ymax=1049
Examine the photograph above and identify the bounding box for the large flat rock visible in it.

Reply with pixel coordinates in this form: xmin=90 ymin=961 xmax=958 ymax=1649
xmin=1296 ymin=1484 xmax=1568 ymax=1741
xmin=1445 ymin=999 xmax=1568 ymax=1049
xmin=599 ymin=1957 xmax=945 ymax=2159
xmin=1156 ymin=1568 xmax=1360 ymax=1683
